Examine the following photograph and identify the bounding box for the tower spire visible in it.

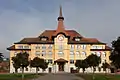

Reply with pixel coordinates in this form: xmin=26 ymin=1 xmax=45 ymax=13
xmin=53 ymin=6 xmax=68 ymax=36
xmin=57 ymin=6 xmax=64 ymax=21
xmin=59 ymin=5 xmax=62 ymax=17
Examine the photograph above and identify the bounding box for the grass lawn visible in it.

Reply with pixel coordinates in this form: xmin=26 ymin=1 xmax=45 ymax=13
xmin=0 ymin=73 xmax=45 ymax=80
xmin=76 ymin=73 xmax=120 ymax=80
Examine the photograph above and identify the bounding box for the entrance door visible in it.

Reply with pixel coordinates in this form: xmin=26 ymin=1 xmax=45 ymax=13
xmin=58 ymin=63 xmax=64 ymax=71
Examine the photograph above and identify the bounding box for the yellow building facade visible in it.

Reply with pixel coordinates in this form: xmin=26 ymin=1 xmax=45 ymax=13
xmin=7 ymin=7 xmax=111 ymax=73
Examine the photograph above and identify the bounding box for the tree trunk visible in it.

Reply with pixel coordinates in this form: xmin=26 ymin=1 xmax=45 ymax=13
xmin=82 ymin=68 xmax=85 ymax=73
xmin=93 ymin=67 xmax=95 ymax=80
xmin=22 ymin=67 xmax=24 ymax=80
xmin=15 ymin=68 xmax=18 ymax=73
xmin=36 ymin=67 xmax=38 ymax=75
xmin=105 ymin=68 xmax=107 ymax=75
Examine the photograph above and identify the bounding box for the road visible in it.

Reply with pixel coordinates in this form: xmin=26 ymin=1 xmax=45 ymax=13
xmin=34 ymin=73 xmax=84 ymax=80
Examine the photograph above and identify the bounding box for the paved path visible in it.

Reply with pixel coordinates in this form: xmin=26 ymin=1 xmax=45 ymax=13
xmin=34 ymin=73 xmax=84 ymax=80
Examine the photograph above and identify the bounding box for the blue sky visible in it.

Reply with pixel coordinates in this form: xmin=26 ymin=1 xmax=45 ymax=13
xmin=0 ymin=0 xmax=120 ymax=57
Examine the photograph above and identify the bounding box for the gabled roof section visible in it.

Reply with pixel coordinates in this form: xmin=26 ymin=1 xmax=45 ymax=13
xmin=7 ymin=45 xmax=15 ymax=50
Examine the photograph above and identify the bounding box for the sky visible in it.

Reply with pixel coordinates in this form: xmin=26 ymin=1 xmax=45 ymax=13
xmin=0 ymin=0 xmax=120 ymax=57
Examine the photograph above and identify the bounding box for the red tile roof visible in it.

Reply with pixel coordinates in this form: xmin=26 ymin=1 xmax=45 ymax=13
xmin=7 ymin=30 xmax=106 ymax=50
xmin=14 ymin=30 xmax=104 ymax=44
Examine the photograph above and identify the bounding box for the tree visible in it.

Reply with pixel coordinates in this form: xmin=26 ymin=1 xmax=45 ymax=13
xmin=75 ymin=59 xmax=88 ymax=73
xmin=12 ymin=52 xmax=29 ymax=80
xmin=12 ymin=57 xmax=20 ymax=73
xmin=109 ymin=37 xmax=120 ymax=69
xmin=86 ymin=54 xmax=101 ymax=79
xmin=30 ymin=57 xmax=45 ymax=74
xmin=102 ymin=61 xmax=110 ymax=74
xmin=0 ymin=53 xmax=4 ymax=62
xmin=41 ymin=62 xmax=48 ymax=72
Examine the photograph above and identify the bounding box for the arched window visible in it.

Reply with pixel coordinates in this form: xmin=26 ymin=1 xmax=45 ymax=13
xmin=81 ymin=51 xmax=86 ymax=56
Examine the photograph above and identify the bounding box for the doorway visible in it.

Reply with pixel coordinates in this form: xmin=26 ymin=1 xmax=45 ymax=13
xmin=58 ymin=62 xmax=64 ymax=71
xmin=49 ymin=67 xmax=52 ymax=73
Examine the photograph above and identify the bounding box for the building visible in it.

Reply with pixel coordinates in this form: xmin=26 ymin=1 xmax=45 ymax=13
xmin=7 ymin=6 xmax=111 ymax=73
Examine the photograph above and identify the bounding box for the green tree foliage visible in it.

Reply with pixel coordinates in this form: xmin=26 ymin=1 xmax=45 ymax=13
xmin=102 ymin=61 xmax=110 ymax=74
xmin=30 ymin=57 xmax=48 ymax=74
xmin=12 ymin=57 xmax=20 ymax=73
xmin=75 ymin=59 xmax=88 ymax=73
xmin=16 ymin=52 xmax=29 ymax=74
xmin=12 ymin=52 xmax=29 ymax=80
xmin=41 ymin=62 xmax=48 ymax=72
xmin=109 ymin=37 xmax=120 ymax=69
xmin=86 ymin=54 xmax=101 ymax=71
xmin=0 ymin=53 xmax=4 ymax=62
xmin=86 ymin=54 xmax=101 ymax=79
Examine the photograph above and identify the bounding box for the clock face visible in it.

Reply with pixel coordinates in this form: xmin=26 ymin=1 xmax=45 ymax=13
xmin=58 ymin=36 xmax=64 ymax=41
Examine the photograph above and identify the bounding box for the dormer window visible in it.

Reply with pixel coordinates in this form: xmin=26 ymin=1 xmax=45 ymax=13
xmin=73 ymin=36 xmax=81 ymax=41
xmin=39 ymin=36 xmax=48 ymax=41
xmin=75 ymin=38 xmax=80 ymax=41
xmin=41 ymin=38 xmax=47 ymax=41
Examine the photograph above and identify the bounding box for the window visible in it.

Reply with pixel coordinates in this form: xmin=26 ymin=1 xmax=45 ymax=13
xmin=35 ymin=51 xmax=40 ymax=56
xmin=59 ymin=45 xmax=63 ymax=50
xmin=42 ymin=45 xmax=46 ymax=49
xmin=91 ymin=45 xmax=103 ymax=49
xmin=24 ymin=46 xmax=29 ymax=49
xmin=70 ymin=60 xmax=74 ymax=64
xmin=41 ymin=38 xmax=47 ymax=41
xmin=58 ymin=51 xmax=64 ymax=55
xmin=70 ymin=45 xmax=74 ymax=49
xmin=48 ymin=51 xmax=52 ymax=55
xmin=96 ymin=52 xmax=101 ymax=57
xmin=76 ymin=51 xmax=80 ymax=56
xmin=81 ymin=51 xmax=86 ymax=56
xmin=18 ymin=46 xmax=23 ymax=49
xmin=70 ymin=51 xmax=74 ymax=55
xmin=48 ymin=59 xmax=52 ymax=64
xmin=75 ymin=38 xmax=80 ymax=41
xmin=42 ymin=51 xmax=46 ymax=56
xmin=76 ymin=45 xmax=80 ymax=49
xmin=48 ymin=45 xmax=52 ymax=49
xmin=81 ymin=45 xmax=86 ymax=49
xmin=102 ymin=52 xmax=106 ymax=57
xmin=14 ymin=52 xmax=17 ymax=56
xmin=36 ymin=46 xmax=40 ymax=49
